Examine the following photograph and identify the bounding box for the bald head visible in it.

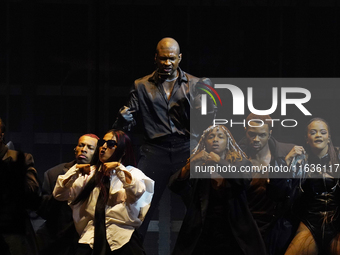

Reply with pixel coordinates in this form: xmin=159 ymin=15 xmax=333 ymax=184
xmin=156 ymin=37 xmax=180 ymax=55
xmin=155 ymin=38 xmax=182 ymax=79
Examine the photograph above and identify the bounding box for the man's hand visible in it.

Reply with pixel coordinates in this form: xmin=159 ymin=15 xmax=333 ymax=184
xmin=119 ymin=106 xmax=136 ymax=131
xmin=62 ymin=164 xmax=91 ymax=186
xmin=76 ymin=164 xmax=91 ymax=175
xmin=120 ymin=106 xmax=134 ymax=123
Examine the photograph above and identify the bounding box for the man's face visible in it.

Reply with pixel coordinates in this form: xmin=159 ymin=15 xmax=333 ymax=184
xmin=245 ymin=122 xmax=272 ymax=152
xmin=155 ymin=48 xmax=181 ymax=77
xmin=74 ymin=136 xmax=98 ymax=164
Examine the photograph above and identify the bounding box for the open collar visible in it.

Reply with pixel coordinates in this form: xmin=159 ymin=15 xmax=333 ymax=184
xmin=148 ymin=67 xmax=188 ymax=85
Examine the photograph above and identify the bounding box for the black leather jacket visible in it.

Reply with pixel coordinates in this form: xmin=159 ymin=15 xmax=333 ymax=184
xmin=239 ymin=136 xmax=299 ymax=255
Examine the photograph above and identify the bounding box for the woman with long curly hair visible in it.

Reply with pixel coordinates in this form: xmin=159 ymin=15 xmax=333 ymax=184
xmin=53 ymin=129 xmax=154 ymax=255
xmin=169 ymin=125 xmax=266 ymax=255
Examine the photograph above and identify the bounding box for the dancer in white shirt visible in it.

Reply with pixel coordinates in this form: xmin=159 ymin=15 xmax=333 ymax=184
xmin=53 ymin=129 xmax=154 ymax=255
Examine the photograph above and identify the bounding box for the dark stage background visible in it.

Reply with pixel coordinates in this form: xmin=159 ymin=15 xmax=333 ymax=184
xmin=2 ymin=1 xmax=340 ymax=254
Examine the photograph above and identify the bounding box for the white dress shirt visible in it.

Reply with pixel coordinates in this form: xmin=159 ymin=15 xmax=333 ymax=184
xmin=53 ymin=164 xmax=154 ymax=251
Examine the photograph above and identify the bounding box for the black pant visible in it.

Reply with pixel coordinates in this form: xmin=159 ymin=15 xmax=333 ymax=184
xmin=137 ymin=135 xmax=193 ymax=239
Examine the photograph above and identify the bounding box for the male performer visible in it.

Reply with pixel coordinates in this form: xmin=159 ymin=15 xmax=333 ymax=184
xmin=113 ymin=37 xmax=216 ymax=238
xmin=36 ymin=134 xmax=99 ymax=255
xmin=239 ymin=113 xmax=302 ymax=255
xmin=0 ymin=118 xmax=40 ymax=255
